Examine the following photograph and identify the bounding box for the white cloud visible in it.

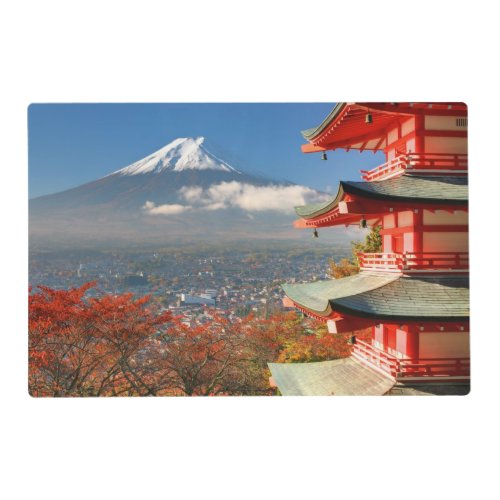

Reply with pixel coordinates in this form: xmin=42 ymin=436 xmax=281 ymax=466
xmin=142 ymin=201 xmax=191 ymax=216
xmin=204 ymin=201 xmax=227 ymax=211
xmin=143 ymin=182 xmax=329 ymax=217
xmin=178 ymin=186 xmax=203 ymax=203
xmin=229 ymin=183 xmax=321 ymax=213
xmin=206 ymin=181 xmax=243 ymax=202
xmin=178 ymin=181 xmax=328 ymax=214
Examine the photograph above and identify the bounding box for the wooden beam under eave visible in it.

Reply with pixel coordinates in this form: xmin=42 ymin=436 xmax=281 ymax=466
xmin=340 ymin=197 xmax=467 ymax=216
xmin=356 ymin=102 xmax=467 ymax=117
xmin=373 ymin=136 xmax=386 ymax=150
xmin=320 ymin=130 xmax=390 ymax=152
xmin=313 ymin=214 xmax=368 ymax=228
xmin=293 ymin=218 xmax=313 ymax=228
xmin=380 ymin=224 xmax=468 ymax=236
xmin=339 ymin=200 xmax=384 ymax=215
xmin=282 ymin=297 xmax=296 ymax=308
xmin=301 ymin=143 xmax=327 ymax=153
xmin=327 ymin=316 xmax=375 ymax=334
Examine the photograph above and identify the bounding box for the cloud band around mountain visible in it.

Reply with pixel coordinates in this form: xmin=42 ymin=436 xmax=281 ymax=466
xmin=142 ymin=201 xmax=191 ymax=215
xmin=142 ymin=181 xmax=328 ymax=216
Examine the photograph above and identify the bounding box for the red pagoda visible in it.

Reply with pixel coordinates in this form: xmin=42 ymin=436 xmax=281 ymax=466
xmin=269 ymin=102 xmax=469 ymax=395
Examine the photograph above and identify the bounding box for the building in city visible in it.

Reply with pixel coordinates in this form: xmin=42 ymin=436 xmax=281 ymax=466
xmin=180 ymin=293 xmax=216 ymax=307
xmin=269 ymin=102 xmax=469 ymax=395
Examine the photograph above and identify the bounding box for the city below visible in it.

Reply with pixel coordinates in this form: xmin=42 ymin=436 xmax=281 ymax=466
xmin=29 ymin=241 xmax=351 ymax=324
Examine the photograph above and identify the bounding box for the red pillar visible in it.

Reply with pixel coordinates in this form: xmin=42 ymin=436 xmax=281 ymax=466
xmin=414 ymin=114 xmax=425 ymax=154
xmin=413 ymin=209 xmax=423 ymax=253
xmin=405 ymin=325 xmax=420 ymax=359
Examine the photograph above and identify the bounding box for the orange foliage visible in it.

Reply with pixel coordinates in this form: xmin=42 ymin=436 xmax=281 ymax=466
xmin=29 ymin=284 xmax=374 ymax=397
xmin=328 ymin=258 xmax=359 ymax=278
xmin=151 ymin=312 xmax=258 ymax=396
xmin=277 ymin=325 xmax=373 ymax=363
xmin=29 ymin=282 xmax=171 ymax=397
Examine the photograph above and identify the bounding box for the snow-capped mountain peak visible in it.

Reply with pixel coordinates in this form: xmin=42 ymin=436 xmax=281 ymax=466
xmin=114 ymin=137 xmax=239 ymax=176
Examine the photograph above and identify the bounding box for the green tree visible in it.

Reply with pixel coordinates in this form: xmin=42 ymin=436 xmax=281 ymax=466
xmin=351 ymin=224 xmax=382 ymax=266
xmin=328 ymin=225 xmax=382 ymax=278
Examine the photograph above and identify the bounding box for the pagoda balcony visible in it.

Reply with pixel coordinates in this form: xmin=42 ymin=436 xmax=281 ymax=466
xmin=361 ymin=152 xmax=468 ymax=182
xmin=352 ymin=339 xmax=470 ymax=381
xmin=358 ymin=252 xmax=469 ymax=273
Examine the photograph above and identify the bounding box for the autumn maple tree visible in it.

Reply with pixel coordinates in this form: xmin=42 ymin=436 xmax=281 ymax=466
xmin=29 ymin=282 xmax=171 ymax=397
xmin=29 ymin=284 xmax=367 ymax=397
xmin=276 ymin=321 xmax=372 ymax=363
xmin=29 ymin=283 xmax=265 ymax=396
xmin=149 ymin=313 xmax=260 ymax=395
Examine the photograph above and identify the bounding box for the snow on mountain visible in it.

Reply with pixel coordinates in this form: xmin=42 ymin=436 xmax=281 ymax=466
xmin=114 ymin=137 xmax=238 ymax=176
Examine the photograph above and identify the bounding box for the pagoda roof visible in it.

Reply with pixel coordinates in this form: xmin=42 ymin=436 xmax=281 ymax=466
xmin=282 ymin=274 xmax=469 ymax=321
xmin=301 ymin=102 xmax=346 ymax=140
xmin=295 ymin=175 xmax=468 ymax=219
xmin=301 ymin=102 xmax=467 ymax=152
xmin=268 ymin=357 xmax=395 ymax=396
xmin=283 ymin=272 xmax=398 ymax=315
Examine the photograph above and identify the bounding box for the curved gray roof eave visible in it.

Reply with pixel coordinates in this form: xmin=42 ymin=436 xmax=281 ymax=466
xmin=282 ymin=274 xmax=469 ymax=320
xmin=294 ymin=175 xmax=469 ymax=220
xmin=300 ymin=102 xmax=345 ymax=140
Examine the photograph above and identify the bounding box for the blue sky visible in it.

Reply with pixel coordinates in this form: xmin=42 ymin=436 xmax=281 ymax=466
xmin=28 ymin=103 xmax=385 ymax=198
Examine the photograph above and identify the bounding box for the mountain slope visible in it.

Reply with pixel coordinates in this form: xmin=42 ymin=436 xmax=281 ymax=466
xmin=31 ymin=138 xmax=275 ymax=212
xmin=29 ymin=137 xmax=332 ymax=248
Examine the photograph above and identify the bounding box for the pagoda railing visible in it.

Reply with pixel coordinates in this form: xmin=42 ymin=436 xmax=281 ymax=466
xmin=352 ymin=338 xmax=399 ymax=376
xmin=352 ymin=339 xmax=470 ymax=380
xmin=358 ymin=252 xmax=469 ymax=272
xmin=361 ymin=152 xmax=468 ymax=181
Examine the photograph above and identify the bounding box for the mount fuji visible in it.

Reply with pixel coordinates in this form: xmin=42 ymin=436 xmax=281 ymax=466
xmin=30 ymin=137 xmax=330 ymax=248
xmin=112 ymin=136 xmax=238 ymax=175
